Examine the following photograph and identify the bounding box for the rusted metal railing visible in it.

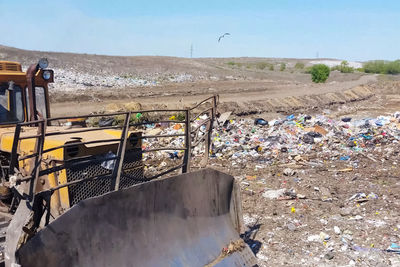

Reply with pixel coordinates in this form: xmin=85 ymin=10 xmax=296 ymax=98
xmin=8 ymin=95 xmax=218 ymax=226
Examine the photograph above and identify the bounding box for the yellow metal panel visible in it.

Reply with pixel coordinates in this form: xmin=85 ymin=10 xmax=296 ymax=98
xmin=103 ymin=129 xmax=123 ymax=138
xmin=58 ymin=170 xmax=70 ymax=209
xmin=47 ymin=173 xmax=61 ymax=214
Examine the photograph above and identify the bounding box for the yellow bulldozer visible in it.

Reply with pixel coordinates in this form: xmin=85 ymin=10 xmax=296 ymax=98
xmin=0 ymin=59 xmax=257 ymax=267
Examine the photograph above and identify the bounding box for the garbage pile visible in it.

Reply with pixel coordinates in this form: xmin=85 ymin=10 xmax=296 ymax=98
xmin=210 ymin=113 xmax=400 ymax=169
xmin=139 ymin=114 xmax=209 ymax=173
xmin=139 ymin=111 xmax=400 ymax=173
xmin=52 ymin=68 xmax=202 ymax=92
xmin=210 ymin=112 xmax=400 ymax=266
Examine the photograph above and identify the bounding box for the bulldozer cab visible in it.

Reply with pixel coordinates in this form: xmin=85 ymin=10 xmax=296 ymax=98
xmin=0 ymin=60 xmax=52 ymax=126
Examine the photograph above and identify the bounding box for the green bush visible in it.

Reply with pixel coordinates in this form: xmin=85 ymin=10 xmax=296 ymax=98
xmin=363 ymin=60 xmax=400 ymax=74
xmin=227 ymin=61 xmax=235 ymax=66
xmin=341 ymin=66 xmax=354 ymax=73
xmin=386 ymin=60 xmax=400 ymax=74
xmin=356 ymin=67 xmax=365 ymax=72
xmin=363 ymin=60 xmax=385 ymax=74
xmin=269 ymin=64 xmax=274 ymax=71
xmin=294 ymin=62 xmax=305 ymax=69
xmin=331 ymin=60 xmax=354 ymax=73
xmin=256 ymin=62 xmax=268 ymax=70
xmin=310 ymin=64 xmax=330 ymax=83
xmin=280 ymin=63 xmax=286 ymax=71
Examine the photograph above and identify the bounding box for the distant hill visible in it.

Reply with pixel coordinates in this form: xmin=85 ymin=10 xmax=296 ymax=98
xmin=0 ymin=44 xmax=363 ymax=92
xmin=0 ymin=44 xmax=361 ymax=75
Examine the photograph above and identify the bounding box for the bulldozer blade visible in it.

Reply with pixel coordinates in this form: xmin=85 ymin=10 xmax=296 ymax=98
xmin=14 ymin=169 xmax=257 ymax=267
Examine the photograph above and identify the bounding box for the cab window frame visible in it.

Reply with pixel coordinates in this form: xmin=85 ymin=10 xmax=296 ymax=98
xmin=0 ymin=83 xmax=25 ymax=125
xmin=25 ymin=86 xmax=50 ymax=121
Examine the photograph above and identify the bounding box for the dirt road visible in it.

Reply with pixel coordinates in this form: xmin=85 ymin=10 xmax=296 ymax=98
xmin=50 ymin=74 xmax=377 ymax=117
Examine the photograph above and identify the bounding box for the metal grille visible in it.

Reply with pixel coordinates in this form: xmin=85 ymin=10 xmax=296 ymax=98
xmin=5 ymin=63 xmax=18 ymax=71
xmin=66 ymin=149 xmax=144 ymax=206
xmin=119 ymin=148 xmax=146 ymax=188
xmin=119 ymin=167 xmax=146 ymax=188
xmin=0 ymin=62 xmax=22 ymax=72
xmin=67 ymin=177 xmax=112 ymax=206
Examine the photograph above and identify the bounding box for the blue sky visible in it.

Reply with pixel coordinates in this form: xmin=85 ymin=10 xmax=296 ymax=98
xmin=0 ymin=0 xmax=399 ymax=61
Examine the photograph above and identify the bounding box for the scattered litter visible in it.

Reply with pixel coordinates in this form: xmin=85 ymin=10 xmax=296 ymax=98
xmin=262 ymin=189 xmax=286 ymax=199
xmin=324 ymin=252 xmax=334 ymax=260
xmin=254 ymin=118 xmax=268 ymax=126
xmin=334 ymin=226 xmax=341 ymax=235
xmin=287 ymin=223 xmax=296 ymax=231
xmin=319 ymin=232 xmax=331 ymax=241
xmin=367 ymin=192 xmax=379 ymax=199
xmin=320 ymin=219 xmax=328 ymax=225
xmin=307 ymin=234 xmax=320 ymax=242
xmin=283 ymin=168 xmax=295 ymax=176
xmin=340 ymin=156 xmax=350 ymax=161
xmin=386 ymin=243 xmax=400 ymax=254
xmin=348 ymin=193 xmax=367 ymax=202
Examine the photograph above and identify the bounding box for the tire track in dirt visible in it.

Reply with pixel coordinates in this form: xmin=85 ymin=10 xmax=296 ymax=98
xmin=218 ymin=84 xmax=375 ymax=116
xmin=51 ymin=75 xmax=377 ymax=117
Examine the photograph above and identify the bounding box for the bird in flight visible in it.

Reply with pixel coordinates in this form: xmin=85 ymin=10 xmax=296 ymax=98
xmin=218 ymin=33 xmax=230 ymax=42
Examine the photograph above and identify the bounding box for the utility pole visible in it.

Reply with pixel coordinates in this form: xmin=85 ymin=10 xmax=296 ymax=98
xmin=190 ymin=43 xmax=193 ymax=58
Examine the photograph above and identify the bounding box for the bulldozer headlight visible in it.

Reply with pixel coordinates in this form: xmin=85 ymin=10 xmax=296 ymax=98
xmin=43 ymin=70 xmax=51 ymax=80
xmin=38 ymin=58 xmax=48 ymax=69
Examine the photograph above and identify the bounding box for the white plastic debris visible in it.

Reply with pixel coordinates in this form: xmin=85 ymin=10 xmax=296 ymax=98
xmin=262 ymin=188 xmax=286 ymax=199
